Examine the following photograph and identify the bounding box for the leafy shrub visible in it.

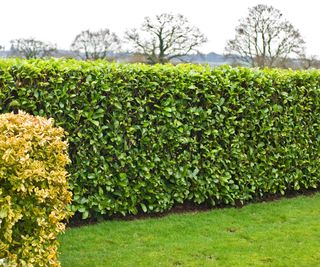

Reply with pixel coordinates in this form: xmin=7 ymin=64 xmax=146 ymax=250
xmin=0 ymin=111 xmax=72 ymax=266
xmin=0 ymin=59 xmax=320 ymax=220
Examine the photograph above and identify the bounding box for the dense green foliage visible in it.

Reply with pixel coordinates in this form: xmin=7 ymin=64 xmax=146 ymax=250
xmin=0 ymin=112 xmax=72 ymax=266
xmin=0 ymin=59 xmax=319 ymax=219
xmin=59 ymin=193 xmax=320 ymax=266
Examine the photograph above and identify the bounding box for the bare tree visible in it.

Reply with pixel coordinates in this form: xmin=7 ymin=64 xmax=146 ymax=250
xmin=126 ymin=13 xmax=207 ymax=64
xmin=71 ymin=29 xmax=121 ymax=60
xmin=225 ymin=5 xmax=305 ymax=68
xmin=299 ymin=55 xmax=320 ymax=69
xmin=10 ymin=38 xmax=56 ymax=59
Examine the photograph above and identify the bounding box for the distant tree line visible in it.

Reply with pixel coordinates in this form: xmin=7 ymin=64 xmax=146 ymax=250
xmin=10 ymin=38 xmax=57 ymax=59
xmin=0 ymin=6 xmax=319 ymax=69
xmin=1 ymin=13 xmax=207 ymax=65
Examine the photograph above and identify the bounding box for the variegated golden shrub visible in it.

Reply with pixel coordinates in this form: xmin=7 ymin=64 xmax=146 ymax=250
xmin=0 ymin=111 xmax=72 ymax=267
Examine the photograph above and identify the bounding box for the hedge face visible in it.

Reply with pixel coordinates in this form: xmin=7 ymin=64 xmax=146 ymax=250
xmin=0 ymin=59 xmax=320 ymax=219
xmin=0 ymin=112 xmax=72 ymax=266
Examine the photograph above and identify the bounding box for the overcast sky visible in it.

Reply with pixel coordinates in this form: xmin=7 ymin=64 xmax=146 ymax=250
xmin=1 ymin=0 xmax=319 ymax=56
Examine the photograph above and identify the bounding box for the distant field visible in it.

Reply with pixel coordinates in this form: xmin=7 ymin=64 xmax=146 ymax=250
xmin=58 ymin=193 xmax=320 ymax=267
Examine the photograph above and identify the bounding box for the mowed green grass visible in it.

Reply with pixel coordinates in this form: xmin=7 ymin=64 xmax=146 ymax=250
xmin=58 ymin=193 xmax=320 ymax=267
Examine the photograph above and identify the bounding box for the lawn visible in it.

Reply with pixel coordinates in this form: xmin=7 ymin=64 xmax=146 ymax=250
xmin=58 ymin=193 xmax=320 ymax=267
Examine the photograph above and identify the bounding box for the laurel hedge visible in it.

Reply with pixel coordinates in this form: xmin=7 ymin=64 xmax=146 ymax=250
xmin=0 ymin=111 xmax=72 ymax=266
xmin=0 ymin=59 xmax=320 ymax=219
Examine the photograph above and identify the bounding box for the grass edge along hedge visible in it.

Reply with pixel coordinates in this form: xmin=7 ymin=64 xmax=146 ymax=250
xmin=0 ymin=111 xmax=72 ymax=267
xmin=0 ymin=59 xmax=320 ymax=220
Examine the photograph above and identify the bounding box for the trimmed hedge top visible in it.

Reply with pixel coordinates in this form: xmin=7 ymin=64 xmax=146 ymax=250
xmin=1 ymin=59 xmax=320 ymax=219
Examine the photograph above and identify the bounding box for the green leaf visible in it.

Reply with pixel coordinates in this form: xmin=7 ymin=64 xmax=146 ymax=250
xmin=119 ymin=173 xmax=127 ymax=180
xmin=82 ymin=210 xmax=89 ymax=219
xmin=90 ymin=120 xmax=100 ymax=127
xmin=140 ymin=203 xmax=147 ymax=213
